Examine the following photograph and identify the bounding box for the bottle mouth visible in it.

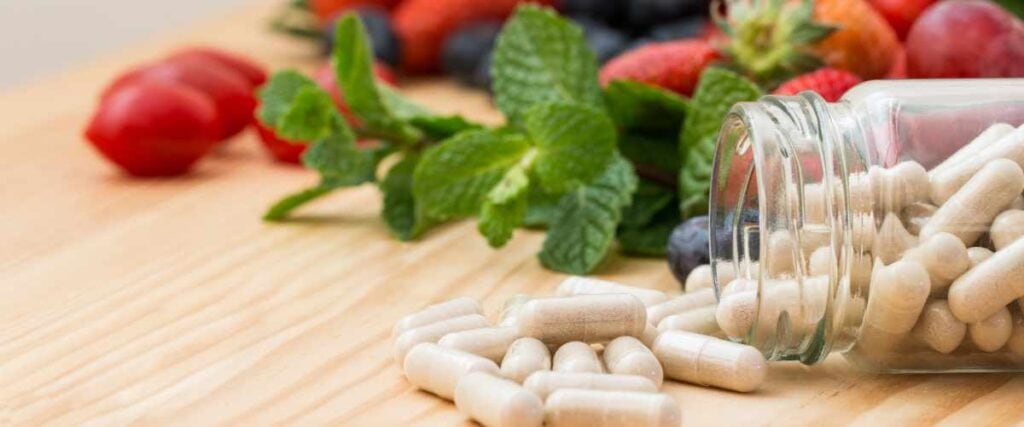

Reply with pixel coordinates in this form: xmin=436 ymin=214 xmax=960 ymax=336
xmin=710 ymin=94 xmax=862 ymax=364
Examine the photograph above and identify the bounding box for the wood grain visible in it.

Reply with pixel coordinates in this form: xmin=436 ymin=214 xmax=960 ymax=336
xmin=1 ymin=1 xmax=1023 ymax=426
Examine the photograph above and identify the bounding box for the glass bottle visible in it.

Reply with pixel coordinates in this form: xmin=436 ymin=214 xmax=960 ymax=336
xmin=709 ymin=79 xmax=1024 ymax=372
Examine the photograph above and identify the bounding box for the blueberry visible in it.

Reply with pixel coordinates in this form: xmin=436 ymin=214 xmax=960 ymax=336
xmin=667 ymin=216 xmax=711 ymax=286
xmin=648 ymin=16 xmax=709 ymax=41
xmin=441 ymin=21 xmax=502 ymax=86
xmin=569 ymin=16 xmax=629 ymax=64
xmin=559 ymin=0 xmax=627 ymax=26
xmin=624 ymin=0 xmax=710 ymax=31
xmin=470 ymin=52 xmax=493 ymax=92
xmin=714 ymin=208 xmax=760 ymax=262
xmin=323 ymin=7 xmax=400 ymax=67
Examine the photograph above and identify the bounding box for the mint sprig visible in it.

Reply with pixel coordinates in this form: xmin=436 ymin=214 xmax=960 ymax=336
xmin=257 ymin=6 xmax=763 ymax=274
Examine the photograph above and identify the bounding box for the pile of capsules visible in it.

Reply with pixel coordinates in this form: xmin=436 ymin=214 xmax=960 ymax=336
xmin=392 ymin=275 xmax=764 ymax=427
xmin=716 ymin=123 xmax=1024 ymax=365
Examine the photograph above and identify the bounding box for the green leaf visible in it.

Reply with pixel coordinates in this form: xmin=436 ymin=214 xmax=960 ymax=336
xmin=492 ymin=5 xmax=603 ymax=124
xmin=620 ymin=133 xmax=681 ymax=175
xmin=302 ymin=132 xmax=379 ymax=187
xmin=378 ymin=84 xmax=431 ymax=120
xmin=333 ymin=14 xmax=421 ymax=143
xmin=380 ymin=153 xmax=427 ymax=240
xmin=257 ymin=70 xmax=319 ymax=127
xmin=413 ymin=130 xmax=533 ymax=220
xmin=522 ymin=184 xmax=561 ymax=229
xmin=617 ymin=216 xmax=675 ymax=257
xmin=525 ymin=104 xmax=616 ymax=194
xmin=277 ymin=86 xmax=339 ymax=141
xmin=478 ymin=166 xmax=530 ymax=248
xmin=409 ymin=115 xmax=484 ymax=141
xmin=263 ymin=185 xmax=333 ymax=221
xmin=604 ymin=80 xmax=690 ymax=136
xmin=539 ymin=156 xmax=639 ymax=274
xmin=620 ymin=181 xmax=675 ymax=227
xmin=679 ymin=68 xmax=762 ymax=216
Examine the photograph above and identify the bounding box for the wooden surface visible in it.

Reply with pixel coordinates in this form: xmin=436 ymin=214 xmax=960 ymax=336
xmin=2 ymin=2 xmax=1024 ymax=426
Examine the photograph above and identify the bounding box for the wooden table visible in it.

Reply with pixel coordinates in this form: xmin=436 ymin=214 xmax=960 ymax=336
xmin=2 ymin=2 xmax=1023 ymax=426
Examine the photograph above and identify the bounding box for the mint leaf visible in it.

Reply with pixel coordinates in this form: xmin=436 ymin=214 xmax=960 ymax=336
xmin=381 ymin=153 xmax=427 ymax=240
xmin=525 ymin=103 xmax=616 ymax=194
xmin=492 ymin=5 xmax=603 ymax=124
xmin=263 ymin=185 xmax=333 ymax=221
xmin=413 ymin=130 xmax=532 ymax=220
xmin=303 ymin=132 xmax=380 ymax=187
xmin=523 ymin=184 xmax=561 ymax=229
xmin=478 ymin=166 xmax=529 ymax=247
xmin=621 ymin=181 xmax=675 ymax=227
xmin=620 ymin=133 xmax=681 ymax=176
xmin=409 ymin=115 xmax=483 ymax=141
xmin=618 ymin=216 xmax=675 ymax=257
xmin=257 ymin=70 xmax=319 ymax=127
xmin=679 ymin=68 xmax=762 ymax=216
xmin=539 ymin=156 xmax=638 ymax=274
xmin=604 ymin=80 xmax=689 ymax=136
xmin=277 ymin=86 xmax=339 ymax=141
xmin=333 ymin=14 xmax=421 ymax=143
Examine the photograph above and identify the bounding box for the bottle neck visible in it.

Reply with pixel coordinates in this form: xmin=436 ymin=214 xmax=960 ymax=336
xmin=710 ymin=93 xmax=869 ymax=364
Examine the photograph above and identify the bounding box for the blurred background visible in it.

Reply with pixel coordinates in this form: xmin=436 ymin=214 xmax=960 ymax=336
xmin=0 ymin=0 xmax=249 ymax=89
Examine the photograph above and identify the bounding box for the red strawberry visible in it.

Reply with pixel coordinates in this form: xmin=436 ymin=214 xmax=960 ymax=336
xmin=392 ymin=0 xmax=553 ymax=73
xmin=772 ymin=67 xmax=862 ymax=102
xmin=867 ymin=0 xmax=937 ymax=39
xmin=310 ymin=0 xmax=401 ymax=23
xmin=599 ymin=40 xmax=718 ymax=97
xmin=906 ymin=0 xmax=1024 ymax=78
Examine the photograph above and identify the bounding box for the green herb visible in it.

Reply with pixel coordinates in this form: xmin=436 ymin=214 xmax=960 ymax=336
xmin=257 ymin=5 xmax=763 ymax=274
xmin=678 ymin=68 xmax=762 ymax=216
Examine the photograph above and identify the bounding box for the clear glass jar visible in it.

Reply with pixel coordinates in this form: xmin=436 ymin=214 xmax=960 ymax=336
xmin=709 ymin=79 xmax=1024 ymax=372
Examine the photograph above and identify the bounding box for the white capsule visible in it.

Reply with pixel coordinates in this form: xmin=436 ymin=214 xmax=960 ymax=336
xmin=856 ymin=260 xmax=931 ymax=352
xmin=517 ymin=294 xmax=648 ymax=345
xmin=652 ymin=330 xmax=767 ymax=392
xmin=902 ymin=232 xmax=971 ymax=294
xmin=393 ymin=296 xmax=482 ymax=338
xmin=455 ymin=372 xmax=543 ymax=427
xmin=544 ymin=389 xmax=681 ymax=427
xmin=498 ymin=294 xmax=533 ymax=327
xmin=404 ymin=343 xmax=500 ymax=400
xmin=967 ymin=247 xmax=994 ymax=268
xmin=991 ymin=209 xmax=1024 ymax=250
xmin=602 ymin=336 xmax=663 ymax=387
xmin=922 ymin=159 xmax=1024 ymax=246
xmin=657 ymin=305 xmax=722 ymax=337
xmin=393 ymin=314 xmax=490 ymax=366
xmin=873 ymin=213 xmax=918 ymax=265
xmin=949 ymin=237 xmax=1024 ymax=323
xmin=439 ymin=326 xmax=519 ymax=363
xmin=910 ymin=300 xmax=966 ymax=354
xmin=875 ymin=162 xmax=930 ymax=214
xmin=808 ymin=247 xmax=871 ymax=292
xmin=501 ymin=337 xmax=552 ymax=384
xmin=1007 ymin=311 xmax=1024 ymax=356
xmin=556 ymin=276 xmax=668 ymax=306
xmin=901 ymin=202 xmax=938 ymax=236
xmin=640 ymin=322 xmax=659 ymax=348
xmin=766 ymin=231 xmax=798 ymax=277
xmin=646 ymin=288 xmax=717 ymax=326
xmin=930 ymin=123 xmax=1015 ymax=177
xmin=553 ymin=342 xmax=604 ymax=374
xmin=523 ymin=372 xmax=658 ymax=400
xmin=968 ymin=306 xmax=1013 ymax=352
xmin=715 ymin=277 xmax=829 ymax=342
xmin=685 ymin=264 xmax=737 ymax=292
xmin=930 ymin=124 xmax=1024 ymax=205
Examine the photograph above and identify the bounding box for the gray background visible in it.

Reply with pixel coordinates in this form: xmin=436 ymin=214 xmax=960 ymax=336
xmin=0 ymin=0 xmax=251 ymax=89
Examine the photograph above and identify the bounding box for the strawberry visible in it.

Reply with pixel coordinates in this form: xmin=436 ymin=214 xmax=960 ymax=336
xmin=599 ymin=40 xmax=719 ymax=97
xmin=813 ymin=0 xmax=901 ymax=80
xmin=867 ymin=0 xmax=937 ymax=39
xmin=717 ymin=0 xmax=898 ymax=87
xmin=906 ymin=0 xmax=1024 ymax=78
xmin=772 ymin=67 xmax=862 ymax=102
xmin=392 ymin=0 xmax=554 ymax=72
xmin=310 ymin=0 xmax=401 ymax=23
